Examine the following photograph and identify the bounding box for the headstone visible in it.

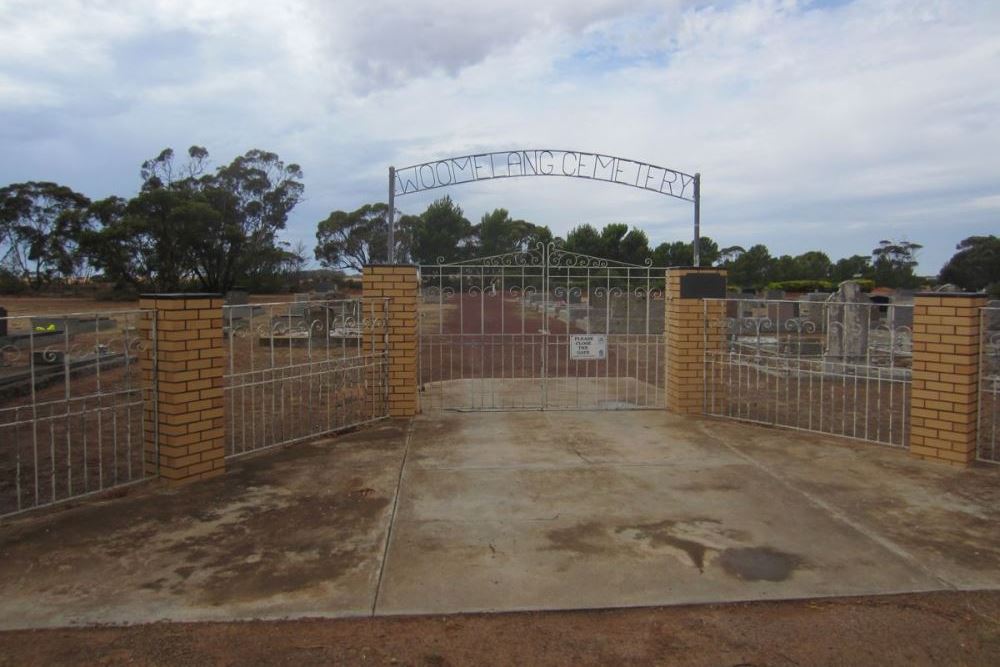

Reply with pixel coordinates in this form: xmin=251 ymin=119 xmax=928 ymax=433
xmin=889 ymin=303 xmax=913 ymax=329
xmin=775 ymin=300 xmax=796 ymax=322
xmin=825 ymin=282 xmax=871 ymax=363
xmin=225 ymin=289 xmax=249 ymax=306
xmin=800 ymin=292 xmax=829 ymax=331
xmin=987 ymin=301 xmax=1000 ymax=330
xmin=304 ymin=304 xmax=332 ymax=336
xmin=290 ymin=294 xmax=310 ymax=317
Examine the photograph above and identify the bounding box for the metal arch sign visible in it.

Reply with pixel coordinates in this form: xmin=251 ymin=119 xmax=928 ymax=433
xmin=385 ymin=148 xmax=702 ymax=265
xmin=393 ymin=150 xmax=696 ymax=202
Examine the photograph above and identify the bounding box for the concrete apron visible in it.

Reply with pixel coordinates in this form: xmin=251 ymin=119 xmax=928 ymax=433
xmin=0 ymin=412 xmax=997 ymax=629
xmin=377 ymin=411 xmax=999 ymax=615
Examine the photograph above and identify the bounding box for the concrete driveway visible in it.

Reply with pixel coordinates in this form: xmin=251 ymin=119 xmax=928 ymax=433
xmin=0 ymin=411 xmax=998 ymax=628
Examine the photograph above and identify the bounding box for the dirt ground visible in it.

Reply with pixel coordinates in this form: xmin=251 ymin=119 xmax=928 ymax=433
xmin=0 ymin=591 xmax=997 ymax=666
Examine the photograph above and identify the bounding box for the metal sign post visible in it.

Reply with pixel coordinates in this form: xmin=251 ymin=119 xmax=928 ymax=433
xmin=387 ymin=166 xmax=396 ymax=264
xmin=693 ymin=172 xmax=701 ymax=267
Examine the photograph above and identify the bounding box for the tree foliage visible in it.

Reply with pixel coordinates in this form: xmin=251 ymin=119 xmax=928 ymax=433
xmin=473 ymin=208 xmax=552 ymax=257
xmin=871 ymin=239 xmax=922 ymax=289
xmin=652 ymin=237 xmax=719 ymax=267
xmin=410 ymin=196 xmax=475 ymax=264
xmin=564 ymin=224 xmax=603 ymax=257
xmin=316 ymin=203 xmax=408 ymax=272
xmin=0 ymin=181 xmax=91 ymax=287
xmin=727 ymin=244 xmax=773 ymax=289
xmin=938 ymin=236 xmax=1000 ymax=296
xmin=0 ymin=156 xmax=955 ymax=298
xmin=830 ymin=255 xmax=871 ymax=283
xmin=83 ymin=146 xmax=303 ymax=291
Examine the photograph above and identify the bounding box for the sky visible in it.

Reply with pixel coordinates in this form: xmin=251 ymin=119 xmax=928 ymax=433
xmin=1 ymin=0 xmax=998 ymax=273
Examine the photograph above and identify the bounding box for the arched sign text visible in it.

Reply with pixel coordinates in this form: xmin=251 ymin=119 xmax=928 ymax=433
xmin=386 ymin=149 xmax=701 ymax=264
xmin=394 ymin=150 xmax=696 ymax=201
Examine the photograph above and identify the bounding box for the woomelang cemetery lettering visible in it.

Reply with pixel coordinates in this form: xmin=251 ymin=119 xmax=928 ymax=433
xmin=394 ymin=150 xmax=696 ymax=201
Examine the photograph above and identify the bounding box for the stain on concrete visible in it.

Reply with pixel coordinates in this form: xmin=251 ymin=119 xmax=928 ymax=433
xmin=0 ymin=421 xmax=406 ymax=624
xmin=673 ymin=465 xmax=750 ymax=494
xmin=544 ymin=518 xmax=753 ymax=574
xmin=617 ymin=520 xmax=712 ymax=572
xmin=140 ymin=578 xmax=168 ymax=592
xmin=544 ymin=522 xmax=612 ymax=556
xmin=5 ymin=410 xmax=1000 ymax=628
xmin=169 ymin=491 xmax=391 ymax=605
xmin=718 ymin=547 xmax=802 ymax=582
xmin=407 ymin=418 xmax=466 ymax=462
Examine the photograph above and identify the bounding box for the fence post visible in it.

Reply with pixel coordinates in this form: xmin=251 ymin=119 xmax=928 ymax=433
xmin=362 ymin=265 xmax=419 ymax=417
xmin=139 ymin=293 xmax=226 ymax=482
xmin=909 ymin=292 xmax=988 ymax=467
xmin=665 ymin=267 xmax=728 ymax=415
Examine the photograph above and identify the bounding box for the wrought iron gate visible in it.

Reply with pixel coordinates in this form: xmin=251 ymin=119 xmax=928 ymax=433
xmin=418 ymin=243 xmax=667 ymax=411
xmin=223 ymin=298 xmax=389 ymax=458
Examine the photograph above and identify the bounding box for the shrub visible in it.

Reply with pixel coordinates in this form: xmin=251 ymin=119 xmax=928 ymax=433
xmin=765 ymin=278 xmax=875 ymax=293
xmin=765 ymin=279 xmax=834 ymax=292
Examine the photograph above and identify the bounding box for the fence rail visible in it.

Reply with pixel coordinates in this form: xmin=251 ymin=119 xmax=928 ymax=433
xmin=0 ymin=308 xmax=155 ymax=517
xmin=223 ymin=298 xmax=389 ymax=458
xmin=978 ymin=306 xmax=1000 ymax=464
xmin=703 ymin=298 xmax=913 ymax=447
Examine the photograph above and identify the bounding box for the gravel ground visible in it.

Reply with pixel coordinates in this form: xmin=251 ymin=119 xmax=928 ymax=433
xmin=1 ymin=591 xmax=998 ymax=666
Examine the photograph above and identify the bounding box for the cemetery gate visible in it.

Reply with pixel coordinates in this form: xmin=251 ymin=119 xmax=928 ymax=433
xmin=418 ymin=243 xmax=668 ymax=411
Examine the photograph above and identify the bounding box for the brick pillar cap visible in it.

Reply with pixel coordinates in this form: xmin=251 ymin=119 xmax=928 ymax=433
xmin=363 ymin=264 xmax=417 ymax=269
xmin=140 ymin=292 xmax=223 ymax=299
xmin=914 ymin=291 xmax=987 ymax=298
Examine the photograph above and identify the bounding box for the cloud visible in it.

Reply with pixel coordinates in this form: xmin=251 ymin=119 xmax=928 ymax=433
xmin=0 ymin=0 xmax=998 ymax=272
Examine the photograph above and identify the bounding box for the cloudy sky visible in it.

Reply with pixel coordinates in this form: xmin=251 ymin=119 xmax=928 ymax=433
xmin=1 ymin=0 xmax=998 ymax=272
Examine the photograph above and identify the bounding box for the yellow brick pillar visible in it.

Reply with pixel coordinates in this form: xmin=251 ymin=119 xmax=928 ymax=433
xmin=665 ymin=267 xmax=728 ymax=415
xmin=909 ymin=292 xmax=988 ymax=467
xmin=139 ymin=294 xmax=226 ymax=482
xmin=362 ymin=265 xmax=418 ymax=417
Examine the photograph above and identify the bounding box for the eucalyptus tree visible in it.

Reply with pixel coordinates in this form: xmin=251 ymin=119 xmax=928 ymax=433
xmin=0 ymin=181 xmax=91 ymax=287
xmin=315 ymin=203 xmax=417 ymax=272
xmin=84 ymin=146 xmax=303 ymax=291
xmin=410 ymin=196 xmax=475 ymax=264
xmin=872 ymin=239 xmax=922 ymax=289
xmin=939 ymin=235 xmax=1000 ymax=293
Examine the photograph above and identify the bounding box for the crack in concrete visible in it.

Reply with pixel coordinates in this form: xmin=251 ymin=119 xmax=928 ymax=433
xmin=371 ymin=418 xmax=415 ymax=616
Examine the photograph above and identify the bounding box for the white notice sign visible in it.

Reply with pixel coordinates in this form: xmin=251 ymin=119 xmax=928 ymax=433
xmin=570 ymin=335 xmax=607 ymax=360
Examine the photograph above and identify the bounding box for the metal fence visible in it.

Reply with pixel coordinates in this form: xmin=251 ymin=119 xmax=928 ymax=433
xmin=223 ymin=298 xmax=389 ymax=458
xmin=703 ymin=298 xmax=913 ymax=447
xmin=978 ymin=306 xmax=1000 ymax=464
xmin=0 ymin=308 xmax=154 ymax=517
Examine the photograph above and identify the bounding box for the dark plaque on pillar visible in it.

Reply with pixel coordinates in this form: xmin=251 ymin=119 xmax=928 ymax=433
xmin=680 ymin=274 xmax=726 ymax=299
